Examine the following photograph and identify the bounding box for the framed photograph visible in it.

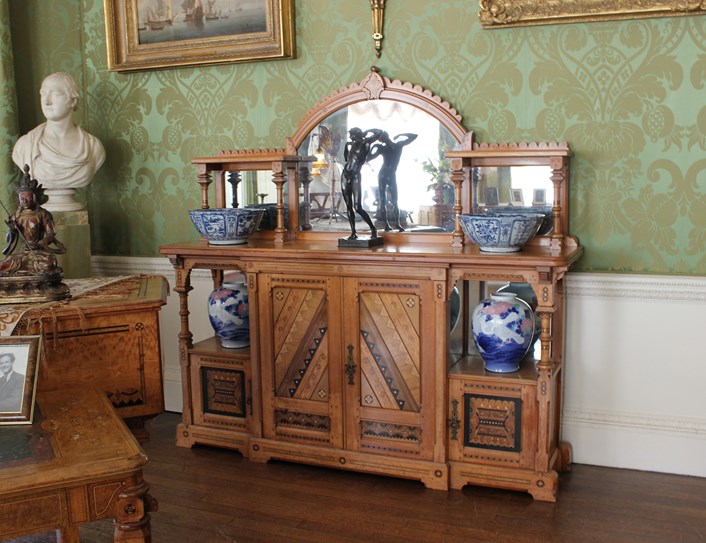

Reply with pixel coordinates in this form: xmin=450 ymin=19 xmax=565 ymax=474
xmin=483 ymin=187 xmax=500 ymax=207
xmin=0 ymin=336 xmax=41 ymax=425
xmin=104 ymin=0 xmax=296 ymax=72
xmin=510 ymin=188 xmax=524 ymax=206
xmin=532 ymin=188 xmax=547 ymax=206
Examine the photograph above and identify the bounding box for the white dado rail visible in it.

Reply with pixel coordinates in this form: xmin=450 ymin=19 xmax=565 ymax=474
xmin=93 ymin=257 xmax=706 ymax=478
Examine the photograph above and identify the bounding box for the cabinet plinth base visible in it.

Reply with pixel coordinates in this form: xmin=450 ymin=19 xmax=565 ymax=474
xmin=176 ymin=423 xmax=251 ymax=457
xmin=449 ymin=461 xmax=559 ymax=502
xmin=250 ymin=437 xmax=449 ymax=490
xmin=559 ymin=441 xmax=573 ymax=471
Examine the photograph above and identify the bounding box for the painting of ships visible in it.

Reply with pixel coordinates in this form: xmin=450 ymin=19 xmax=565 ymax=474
xmin=205 ymin=0 xmax=221 ymax=20
xmin=182 ymin=0 xmax=204 ymax=23
xmin=145 ymin=0 xmax=175 ymax=30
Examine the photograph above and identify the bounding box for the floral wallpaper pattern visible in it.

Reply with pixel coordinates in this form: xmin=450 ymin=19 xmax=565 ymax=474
xmin=0 ymin=0 xmax=18 ymax=206
xmin=6 ymin=0 xmax=706 ymax=274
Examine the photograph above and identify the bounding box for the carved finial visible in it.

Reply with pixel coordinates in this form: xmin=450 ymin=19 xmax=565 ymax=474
xmin=361 ymin=68 xmax=385 ymax=100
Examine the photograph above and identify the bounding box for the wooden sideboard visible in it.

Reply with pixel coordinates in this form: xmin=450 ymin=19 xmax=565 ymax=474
xmin=161 ymin=239 xmax=581 ymax=501
xmin=161 ymin=69 xmax=582 ymax=501
xmin=5 ymin=275 xmax=168 ymax=441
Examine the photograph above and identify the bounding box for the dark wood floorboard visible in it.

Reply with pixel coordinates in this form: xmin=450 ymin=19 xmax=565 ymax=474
xmin=7 ymin=412 xmax=706 ymax=542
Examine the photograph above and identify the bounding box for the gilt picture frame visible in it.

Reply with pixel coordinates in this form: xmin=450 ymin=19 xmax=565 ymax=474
xmin=0 ymin=336 xmax=41 ymax=426
xmin=479 ymin=1 xmax=706 ymax=28
xmin=104 ymin=0 xmax=295 ymax=72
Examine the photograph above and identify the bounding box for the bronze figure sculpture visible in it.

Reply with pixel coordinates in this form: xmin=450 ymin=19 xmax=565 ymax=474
xmin=340 ymin=127 xmax=383 ymax=244
xmin=368 ymin=131 xmax=418 ymax=232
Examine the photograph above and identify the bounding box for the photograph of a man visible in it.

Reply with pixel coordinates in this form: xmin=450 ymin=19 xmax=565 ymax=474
xmin=0 ymin=351 xmax=25 ymax=413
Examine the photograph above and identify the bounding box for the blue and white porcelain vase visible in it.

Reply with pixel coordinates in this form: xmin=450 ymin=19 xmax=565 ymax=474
xmin=495 ymin=282 xmax=541 ymax=355
xmin=208 ymin=281 xmax=250 ymax=349
xmin=471 ymin=292 xmax=534 ymax=373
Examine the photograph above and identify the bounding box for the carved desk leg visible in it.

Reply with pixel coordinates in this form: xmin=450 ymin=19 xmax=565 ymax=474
xmin=113 ymin=480 xmax=157 ymax=543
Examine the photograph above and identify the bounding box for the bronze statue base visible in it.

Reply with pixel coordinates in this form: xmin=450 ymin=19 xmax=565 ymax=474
xmin=338 ymin=236 xmax=385 ymax=248
xmin=0 ymin=272 xmax=71 ymax=304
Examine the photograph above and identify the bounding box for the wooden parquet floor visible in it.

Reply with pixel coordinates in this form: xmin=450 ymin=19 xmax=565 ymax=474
xmin=8 ymin=412 xmax=706 ymax=543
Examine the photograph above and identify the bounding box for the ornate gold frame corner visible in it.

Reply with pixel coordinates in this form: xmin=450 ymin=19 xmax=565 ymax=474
xmin=478 ymin=0 xmax=706 ymax=28
xmin=104 ymin=0 xmax=296 ymax=72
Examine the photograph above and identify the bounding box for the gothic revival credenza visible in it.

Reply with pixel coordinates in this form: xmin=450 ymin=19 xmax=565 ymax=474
xmin=160 ymin=69 xmax=582 ymax=501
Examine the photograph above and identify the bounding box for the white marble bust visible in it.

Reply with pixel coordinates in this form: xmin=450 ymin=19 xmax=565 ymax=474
xmin=12 ymin=72 xmax=106 ymax=212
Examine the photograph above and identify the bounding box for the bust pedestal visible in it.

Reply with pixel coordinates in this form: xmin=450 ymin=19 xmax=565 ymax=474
xmin=53 ymin=210 xmax=91 ymax=279
xmin=43 ymin=188 xmax=83 ymax=212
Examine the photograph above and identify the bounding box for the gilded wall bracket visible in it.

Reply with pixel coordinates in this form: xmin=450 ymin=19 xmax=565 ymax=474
xmin=370 ymin=0 xmax=385 ymax=58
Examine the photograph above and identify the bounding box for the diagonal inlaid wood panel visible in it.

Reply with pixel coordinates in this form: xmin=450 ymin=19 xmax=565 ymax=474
xmin=359 ymin=292 xmax=420 ymax=412
xmin=273 ymin=287 xmax=329 ymax=401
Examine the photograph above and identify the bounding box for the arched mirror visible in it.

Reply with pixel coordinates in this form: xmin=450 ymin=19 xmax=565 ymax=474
xmin=288 ymin=68 xmax=471 ymax=236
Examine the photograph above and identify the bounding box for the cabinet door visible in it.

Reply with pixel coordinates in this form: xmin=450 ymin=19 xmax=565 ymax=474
xmin=190 ymin=348 xmax=252 ymax=435
xmin=342 ymin=277 xmax=437 ymax=460
xmin=258 ymin=274 xmax=343 ymax=448
xmin=447 ymin=370 xmax=538 ymax=469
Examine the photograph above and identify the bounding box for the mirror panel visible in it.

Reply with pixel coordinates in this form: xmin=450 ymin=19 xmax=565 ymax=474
xmin=473 ymin=165 xmax=554 ymax=234
xmin=297 ymin=101 xmax=458 ymax=233
xmin=226 ymin=170 xmax=287 ymax=231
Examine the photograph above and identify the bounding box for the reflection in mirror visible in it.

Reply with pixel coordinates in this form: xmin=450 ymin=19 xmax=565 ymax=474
xmin=297 ymin=101 xmax=458 ymax=233
xmin=225 ymin=170 xmax=288 ymax=231
xmin=473 ymin=165 xmax=554 ymax=234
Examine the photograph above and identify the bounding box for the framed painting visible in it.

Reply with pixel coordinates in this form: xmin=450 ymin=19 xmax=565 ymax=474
xmin=479 ymin=1 xmax=706 ymax=28
xmin=483 ymin=187 xmax=500 ymax=207
xmin=0 ymin=336 xmax=41 ymax=425
xmin=104 ymin=0 xmax=295 ymax=72
xmin=510 ymin=188 xmax=524 ymax=206
xmin=532 ymin=188 xmax=547 ymax=206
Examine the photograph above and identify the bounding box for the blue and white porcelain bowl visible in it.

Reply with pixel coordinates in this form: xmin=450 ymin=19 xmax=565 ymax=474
xmin=189 ymin=207 xmax=265 ymax=245
xmin=458 ymin=212 xmax=544 ymax=253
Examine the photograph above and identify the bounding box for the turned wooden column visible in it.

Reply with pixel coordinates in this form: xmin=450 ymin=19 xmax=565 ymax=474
xmin=449 ymin=157 xmax=465 ymax=248
xmin=196 ymin=164 xmax=212 ymax=209
xmin=271 ymin=161 xmax=286 ymax=244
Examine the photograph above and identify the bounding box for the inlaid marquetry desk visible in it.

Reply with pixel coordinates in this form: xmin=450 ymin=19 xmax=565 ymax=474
xmin=1 ymin=275 xmax=168 ymax=441
xmin=0 ymin=388 xmax=156 ymax=542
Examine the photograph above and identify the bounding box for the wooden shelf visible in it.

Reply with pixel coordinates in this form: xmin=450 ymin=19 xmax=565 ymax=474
xmin=448 ymin=355 xmax=542 ymax=382
xmin=189 ymin=336 xmax=251 ymax=359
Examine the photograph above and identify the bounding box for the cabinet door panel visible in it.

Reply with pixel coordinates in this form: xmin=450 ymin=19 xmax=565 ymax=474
xmin=260 ymin=275 xmax=342 ymax=447
xmin=359 ymin=292 xmax=421 ymax=412
xmin=344 ymin=278 xmax=435 ymax=460
xmin=273 ymin=286 xmax=330 ymax=401
xmin=190 ymin=352 xmax=250 ymax=432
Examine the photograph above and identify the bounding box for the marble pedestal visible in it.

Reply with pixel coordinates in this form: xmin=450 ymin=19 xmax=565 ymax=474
xmin=53 ymin=210 xmax=92 ymax=279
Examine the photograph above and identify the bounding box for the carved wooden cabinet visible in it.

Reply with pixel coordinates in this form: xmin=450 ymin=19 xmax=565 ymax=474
xmin=160 ymin=69 xmax=583 ymax=501
xmin=9 ymin=275 xmax=167 ymax=441
xmin=249 ymin=263 xmax=448 ymax=489
xmin=178 ymin=337 xmax=255 ymax=452
xmin=447 ymin=355 xmax=565 ymax=501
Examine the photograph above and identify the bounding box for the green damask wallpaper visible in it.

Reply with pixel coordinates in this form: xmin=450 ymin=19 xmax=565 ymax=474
xmin=5 ymin=0 xmax=706 ymax=274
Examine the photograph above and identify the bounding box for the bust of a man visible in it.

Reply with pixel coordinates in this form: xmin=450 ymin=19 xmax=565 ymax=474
xmin=12 ymin=72 xmax=105 ymax=212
